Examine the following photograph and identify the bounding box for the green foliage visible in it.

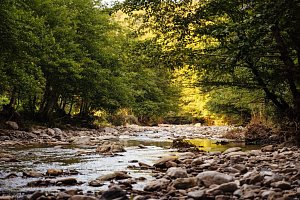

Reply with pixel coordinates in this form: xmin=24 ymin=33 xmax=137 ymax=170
xmin=122 ymin=0 xmax=300 ymax=133
xmin=0 ymin=0 xmax=181 ymax=126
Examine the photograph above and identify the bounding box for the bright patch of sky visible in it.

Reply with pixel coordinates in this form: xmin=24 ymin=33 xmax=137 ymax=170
xmin=101 ymin=0 xmax=123 ymax=7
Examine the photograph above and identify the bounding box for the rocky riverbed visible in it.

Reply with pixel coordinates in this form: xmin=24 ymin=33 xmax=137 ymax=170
xmin=0 ymin=124 xmax=299 ymax=200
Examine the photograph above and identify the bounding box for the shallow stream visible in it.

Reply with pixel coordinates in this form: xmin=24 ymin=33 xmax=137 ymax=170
xmin=0 ymin=132 xmax=260 ymax=196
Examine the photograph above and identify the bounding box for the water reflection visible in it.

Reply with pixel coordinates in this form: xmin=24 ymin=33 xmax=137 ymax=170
xmin=187 ymin=139 xmax=259 ymax=152
xmin=0 ymin=138 xmax=259 ymax=195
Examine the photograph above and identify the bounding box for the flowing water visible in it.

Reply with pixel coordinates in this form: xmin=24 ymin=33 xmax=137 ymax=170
xmin=0 ymin=131 xmax=260 ymax=196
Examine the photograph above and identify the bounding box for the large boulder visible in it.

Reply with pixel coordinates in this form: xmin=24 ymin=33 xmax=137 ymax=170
xmin=166 ymin=167 xmax=188 ymax=179
xmin=23 ymin=171 xmax=43 ymax=178
xmin=196 ymin=171 xmax=233 ymax=187
xmin=153 ymin=157 xmax=177 ymax=169
xmin=222 ymin=147 xmax=242 ymax=154
xmin=187 ymin=190 xmax=206 ymax=200
xmin=170 ymin=177 xmax=197 ymax=189
xmin=5 ymin=121 xmax=19 ymax=130
xmin=144 ymin=178 xmax=170 ymax=191
xmin=96 ymin=171 xmax=131 ymax=181
xmin=99 ymin=185 xmax=128 ymax=200
xmin=56 ymin=178 xmax=77 ymax=185
xmin=96 ymin=143 xmax=126 ymax=154
xmin=46 ymin=169 xmax=63 ymax=176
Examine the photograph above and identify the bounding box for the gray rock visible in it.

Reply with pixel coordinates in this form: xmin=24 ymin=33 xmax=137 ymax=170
xmin=232 ymin=164 xmax=247 ymax=174
xmin=53 ymin=128 xmax=63 ymax=134
xmin=192 ymin=157 xmax=204 ymax=165
xmin=170 ymin=177 xmax=197 ymax=189
xmin=56 ymin=178 xmax=77 ymax=185
xmin=47 ymin=128 xmax=55 ymax=136
xmin=261 ymin=190 xmax=275 ymax=199
xmin=114 ymin=171 xmax=132 ymax=180
xmin=230 ymin=155 xmax=244 ymax=164
xmin=23 ymin=171 xmax=43 ymax=177
xmin=249 ymin=174 xmax=263 ymax=185
xmin=29 ymin=191 xmax=45 ymax=200
xmin=6 ymin=121 xmax=19 ymax=130
xmin=271 ymin=181 xmax=291 ymax=190
xmin=0 ymin=197 xmax=13 ymax=200
xmin=261 ymin=145 xmax=274 ymax=152
xmin=144 ymin=178 xmax=170 ymax=191
xmin=215 ymin=195 xmax=231 ymax=200
xmin=46 ymin=169 xmax=63 ymax=176
xmin=187 ymin=190 xmax=206 ymax=199
xmin=166 ymin=167 xmax=188 ymax=179
xmin=97 ymin=173 xmax=116 ymax=181
xmin=89 ymin=180 xmax=105 ymax=187
xmin=216 ymin=182 xmax=238 ymax=192
xmin=0 ymin=153 xmax=15 ymax=159
xmin=263 ymin=174 xmax=283 ymax=186
xmin=233 ymin=189 xmax=242 ymax=197
xmin=99 ymin=185 xmax=128 ymax=200
xmin=196 ymin=171 xmax=233 ymax=187
xmin=154 ymin=157 xmax=176 ymax=169
xmin=225 ymin=151 xmax=247 ymax=158
xmin=73 ymin=137 xmax=91 ymax=145
xmin=222 ymin=147 xmax=242 ymax=154
xmin=69 ymin=195 xmax=98 ymax=200
xmin=96 ymin=143 xmax=126 ymax=154
xmin=132 ymin=196 xmax=151 ymax=200
xmin=243 ymin=189 xmax=256 ymax=199
xmin=57 ymin=192 xmax=72 ymax=200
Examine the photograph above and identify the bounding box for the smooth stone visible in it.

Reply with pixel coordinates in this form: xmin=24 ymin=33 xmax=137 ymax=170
xmin=261 ymin=190 xmax=275 ymax=199
xmin=154 ymin=157 xmax=177 ymax=168
xmin=46 ymin=169 xmax=63 ymax=176
xmin=29 ymin=191 xmax=45 ymax=200
xmin=249 ymin=174 xmax=263 ymax=185
xmin=0 ymin=153 xmax=15 ymax=159
xmin=56 ymin=192 xmax=72 ymax=200
xmin=89 ymin=180 xmax=105 ymax=187
xmin=114 ymin=171 xmax=132 ymax=180
xmin=187 ymin=190 xmax=206 ymax=199
xmin=99 ymin=185 xmax=129 ymax=200
xmin=225 ymin=151 xmax=247 ymax=158
xmin=166 ymin=167 xmax=188 ymax=179
xmin=271 ymin=181 xmax=291 ymax=190
xmin=96 ymin=173 xmax=116 ymax=181
xmin=69 ymin=195 xmax=98 ymax=200
xmin=192 ymin=158 xmax=204 ymax=165
xmin=215 ymin=195 xmax=231 ymax=200
xmin=222 ymin=147 xmax=242 ymax=154
xmin=215 ymin=182 xmax=238 ymax=192
xmin=144 ymin=178 xmax=170 ymax=191
xmin=0 ymin=197 xmax=13 ymax=200
xmin=138 ymin=144 xmax=147 ymax=149
xmin=233 ymin=189 xmax=242 ymax=197
xmin=138 ymin=162 xmax=152 ymax=168
xmin=96 ymin=143 xmax=126 ymax=154
xmin=56 ymin=178 xmax=77 ymax=185
xmin=6 ymin=121 xmax=19 ymax=130
xmin=232 ymin=164 xmax=247 ymax=174
xmin=170 ymin=177 xmax=197 ymax=189
xmin=243 ymin=189 xmax=256 ymax=199
xmin=196 ymin=171 xmax=233 ymax=187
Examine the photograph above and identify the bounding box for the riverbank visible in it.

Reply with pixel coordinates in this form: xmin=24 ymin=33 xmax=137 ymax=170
xmin=0 ymin=125 xmax=299 ymax=200
xmin=0 ymin=124 xmax=242 ymax=147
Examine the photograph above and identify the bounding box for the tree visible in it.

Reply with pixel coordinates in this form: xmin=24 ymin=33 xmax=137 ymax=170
xmin=122 ymin=0 xmax=300 ymax=140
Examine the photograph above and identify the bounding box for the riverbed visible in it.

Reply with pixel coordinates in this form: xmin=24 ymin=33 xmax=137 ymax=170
xmin=0 ymin=126 xmax=259 ymax=197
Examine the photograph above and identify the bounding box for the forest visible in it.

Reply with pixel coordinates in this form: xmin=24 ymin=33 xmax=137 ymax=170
xmin=0 ymin=0 xmax=299 ymax=142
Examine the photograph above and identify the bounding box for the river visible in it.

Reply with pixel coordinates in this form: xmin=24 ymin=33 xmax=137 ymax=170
xmin=0 ymin=126 xmax=260 ymax=196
